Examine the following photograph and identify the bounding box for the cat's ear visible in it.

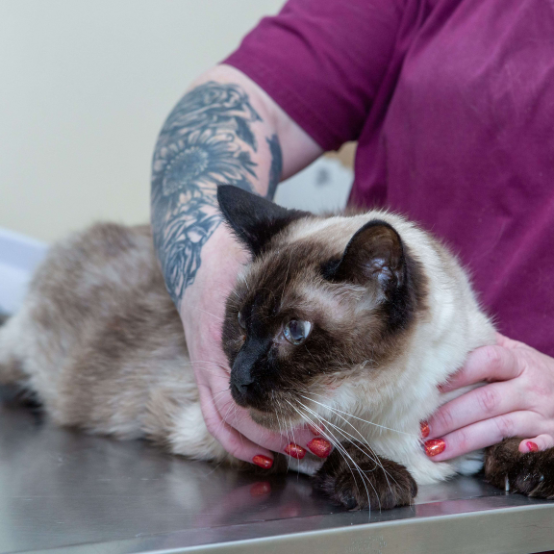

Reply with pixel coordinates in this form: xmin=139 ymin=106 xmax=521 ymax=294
xmin=217 ymin=185 xmax=308 ymax=256
xmin=323 ymin=220 xmax=405 ymax=291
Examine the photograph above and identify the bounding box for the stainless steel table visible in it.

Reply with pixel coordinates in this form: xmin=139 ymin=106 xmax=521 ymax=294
xmin=1 ymin=386 xmax=553 ymax=554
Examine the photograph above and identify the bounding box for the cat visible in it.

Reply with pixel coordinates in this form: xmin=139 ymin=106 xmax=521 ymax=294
xmin=0 ymin=185 xmax=550 ymax=510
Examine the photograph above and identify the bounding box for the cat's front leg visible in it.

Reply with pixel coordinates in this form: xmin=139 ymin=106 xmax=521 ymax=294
xmin=485 ymin=438 xmax=554 ymax=498
xmin=312 ymin=441 xmax=417 ymax=510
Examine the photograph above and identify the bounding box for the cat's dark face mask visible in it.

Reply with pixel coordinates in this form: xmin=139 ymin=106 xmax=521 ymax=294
xmin=217 ymin=185 xmax=425 ymax=428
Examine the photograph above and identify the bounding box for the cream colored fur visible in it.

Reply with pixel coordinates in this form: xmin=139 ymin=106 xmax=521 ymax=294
xmin=0 ymin=212 xmax=495 ymax=488
xmin=285 ymin=211 xmax=495 ymax=484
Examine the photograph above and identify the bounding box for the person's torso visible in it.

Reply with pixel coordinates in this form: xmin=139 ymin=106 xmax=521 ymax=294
xmin=350 ymin=0 xmax=554 ymax=355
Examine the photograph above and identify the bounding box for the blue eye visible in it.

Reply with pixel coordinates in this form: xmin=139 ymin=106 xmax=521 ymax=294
xmin=283 ymin=320 xmax=312 ymax=345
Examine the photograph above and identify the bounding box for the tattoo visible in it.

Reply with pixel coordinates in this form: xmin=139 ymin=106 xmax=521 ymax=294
xmin=151 ymin=82 xmax=263 ymax=306
xmin=266 ymin=134 xmax=283 ymax=200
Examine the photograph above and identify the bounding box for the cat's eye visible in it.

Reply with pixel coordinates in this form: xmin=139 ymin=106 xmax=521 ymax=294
xmin=237 ymin=311 xmax=246 ymax=329
xmin=283 ymin=319 xmax=312 ymax=346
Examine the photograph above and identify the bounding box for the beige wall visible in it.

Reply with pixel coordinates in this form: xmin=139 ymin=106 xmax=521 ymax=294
xmin=0 ymin=0 xmax=285 ymax=243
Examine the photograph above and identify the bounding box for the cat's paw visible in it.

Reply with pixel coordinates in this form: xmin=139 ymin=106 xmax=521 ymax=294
xmin=485 ymin=438 xmax=554 ymax=499
xmin=312 ymin=441 xmax=417 ymax=510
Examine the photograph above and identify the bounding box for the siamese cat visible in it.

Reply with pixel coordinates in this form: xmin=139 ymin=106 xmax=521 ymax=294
xmin=0 ymin=185 xmax=550 ymax=509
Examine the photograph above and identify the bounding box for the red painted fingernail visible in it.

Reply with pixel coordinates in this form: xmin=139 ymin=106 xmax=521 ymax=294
xmin=250 ymin=481 xmax=271 ymax=497
xmin=420 ymin=421 xmax=430 ymax=439
xmin=252 ymin=455 xmax=273 ymax=469
xmin=284 ymin=443 xmax=306 ymax=459
xmin=308 ymin=424 xmax=321 ymax=436
xmin=424 ymin=439 xmax=445 ymax=457
xmin=307 ymin=438 xmax=332 ymax=458
xmin=526 ymin=441 xmax=539 ymax=452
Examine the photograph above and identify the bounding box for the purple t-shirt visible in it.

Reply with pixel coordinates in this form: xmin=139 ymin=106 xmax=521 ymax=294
xmin=225 ymin=0 xmax=554 ymax=357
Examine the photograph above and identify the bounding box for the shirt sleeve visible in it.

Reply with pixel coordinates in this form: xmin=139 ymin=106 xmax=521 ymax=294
xmin=223 ymin=0 xmax=407 ymax=151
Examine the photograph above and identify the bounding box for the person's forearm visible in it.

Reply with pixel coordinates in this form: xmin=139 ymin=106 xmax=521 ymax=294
xmin=151 ymin=64 xmax=322 ymax=308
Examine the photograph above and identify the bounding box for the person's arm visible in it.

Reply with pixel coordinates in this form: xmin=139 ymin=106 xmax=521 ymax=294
xmin=152 ymin=0 xmax=409 ymax=465
xmin=151 ymin=64 xmax=324 ymax=466
xmin=151 ymin=64 xmax=322 ymax=306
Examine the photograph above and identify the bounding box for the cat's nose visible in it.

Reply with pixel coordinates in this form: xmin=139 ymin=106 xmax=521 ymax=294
xmin=230 ymin=351 xmax=256 ymax=406
xmin=230 ymin=378 xmax=254 ymax=405
xmin=230 ymin=337 xmax=270 ymax=406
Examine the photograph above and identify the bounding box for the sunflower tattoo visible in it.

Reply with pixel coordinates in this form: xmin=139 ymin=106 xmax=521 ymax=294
xmin=151 ymin=81 xmax=282 ymax=306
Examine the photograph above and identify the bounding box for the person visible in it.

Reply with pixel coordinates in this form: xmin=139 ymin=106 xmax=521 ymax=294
xmin=150 ymin=0 xmax=554 ymax=469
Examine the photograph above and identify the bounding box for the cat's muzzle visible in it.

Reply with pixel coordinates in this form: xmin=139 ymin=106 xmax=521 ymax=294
xmin=229 ymin=336 xmax=273 ymax=409
xmin=229 ymin=348 xmax=261 ymax=408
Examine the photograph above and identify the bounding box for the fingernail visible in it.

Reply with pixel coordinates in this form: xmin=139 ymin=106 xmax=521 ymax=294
xmin=526 ymin=441 xmax=539 ymax=453
xmin=420 ymin=421 xmax=430 ymax=439
xmin=252 ymin=455 xmax=273 ymax=469
xmin=424 ymin=439 xmax=445 ymax=457
xmin=250 ymin=481 xmax=271 ymax=497
xmin=308 ymin=424 xmax=321 ymax=436
xmin=284 ymin=443 xmax=306 ymax=459
xmin=307 ymin=438 xmax=332 ymax=458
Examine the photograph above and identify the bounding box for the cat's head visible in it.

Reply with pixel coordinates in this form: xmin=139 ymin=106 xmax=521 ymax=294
xmin=218 ymin=185 xmax=427 ymax=429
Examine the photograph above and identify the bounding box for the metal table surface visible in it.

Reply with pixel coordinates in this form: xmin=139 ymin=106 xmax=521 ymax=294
xmin=1 ymin=387 xmax=553 ymax=554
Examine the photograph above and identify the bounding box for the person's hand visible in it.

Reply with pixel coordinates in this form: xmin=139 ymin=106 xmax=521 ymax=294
xmin=179 ymin=226 xmax=327 ymax=468
xmin=424 ymin=333 xmax=554 ymax=461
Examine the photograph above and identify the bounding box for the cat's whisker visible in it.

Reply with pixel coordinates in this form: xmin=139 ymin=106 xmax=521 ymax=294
xmin=187 ymin=360 xmax=225 ymax=367
xmin=286 ymin=401 xmax=373 ymax=497
xmin=186 ymin=368 xmax=228 ymax=380
xmin=212 ymin=389 xmax=228 ymax=400
xmin=298 ymin=396 xmax=390 ymax=470
xmin=295 ymin=398 xmax=399 ymax=511
xmin=272 ymin=391 xmax=285 ymax=442
xmin=208 ymin=387 xmax=236 ymax=418
xmin=289 ymin=400 xmax=375 ymax=511
xmin=212 ymin=388 xmax=232 ymax=405
xmin=296 ymin=399 xmax=377 ymax=465
xmin=214 ymin=393 xmax=235 ymax=414
xmin=287 ymin=411 xmax=302 ymax=476
xmin=186 ymin=361 xmax=232 ymax=379
xmin=298 ymin=401 xmax=377 ymax=461
xmin=297 ymin=399 xmax=398 ymax=494
xmin=196 ymin=308 xmax=223 ymax=321
xmin=304 ymin=393 xmax=417 ymax=437
xmin=297 ymin=394 xmax=401 ymax=492
xmin=186 ymin=360 xmax=225 ymax=370
xmin=220 ymin=399 xmax=238 ymax=431
xmin=239 ymin=272 xmax=250 ymax=293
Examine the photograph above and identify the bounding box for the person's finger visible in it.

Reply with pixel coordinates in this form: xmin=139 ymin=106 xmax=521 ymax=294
xmin=217 ymin=392 xmax=323 ymax=459
xmin=495 ymin=332 xmax=527 ymax=350
xmin=424 ymin=410 xmax=542 ymax=461
xmin=427 ymin=380 xmax=528 ymax=439
xmin=518 ymin=434 xmax=554 ymax=453
xmin=198 ymin=383 xmax=275 ymax=467
xmin=439 ymin=344 xmax=523 ymax=393
xmin=195 ymin=355 xmax=331 ymax=461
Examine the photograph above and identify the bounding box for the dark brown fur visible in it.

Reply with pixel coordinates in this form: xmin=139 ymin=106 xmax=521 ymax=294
xmin=0 ymin=187 xmax=509 ymax=512
xmin=215 ymin=188 xmax=431 ymax=510
xmin=222 ymin=236 xmax=428 ymax=427
xmin=485 ymin=439 xmax=554 ymax=499
xmin=313 ymin=442 xmax=417 ymax=510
